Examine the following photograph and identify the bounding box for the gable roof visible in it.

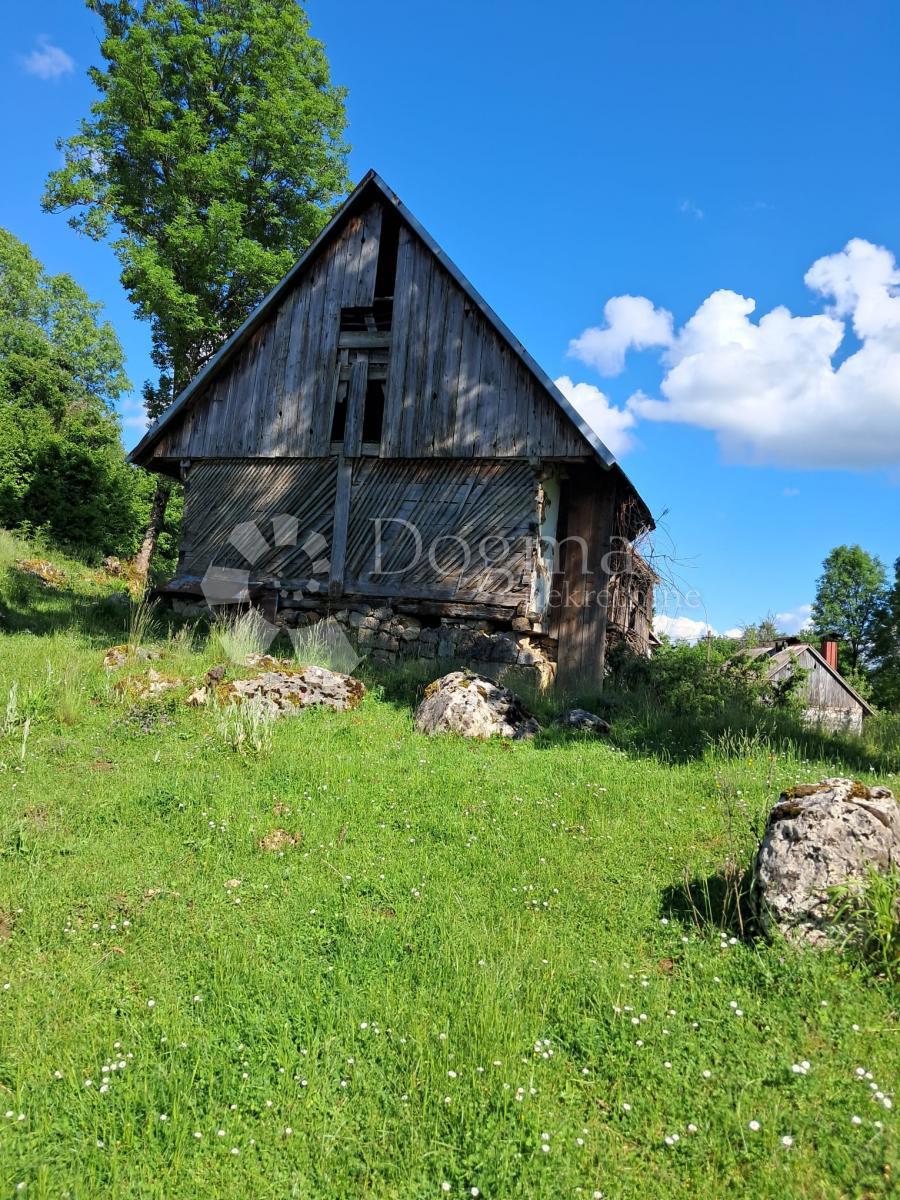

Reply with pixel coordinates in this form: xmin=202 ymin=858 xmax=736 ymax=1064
xmin=127 ymin=171 xmax=652 ymax=526
xmin=747 ymin=642 xmax=875 ymax=716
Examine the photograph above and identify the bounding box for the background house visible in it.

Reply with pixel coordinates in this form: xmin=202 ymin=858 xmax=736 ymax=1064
xmin=744 ymin=636 xmax=873 ymax=732
xmin=130 ymin=172 xmax=655 ymax=689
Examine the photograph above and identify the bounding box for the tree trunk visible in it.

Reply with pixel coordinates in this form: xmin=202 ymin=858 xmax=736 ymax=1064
xmin=133 ymin=477 xmax=171 ymax=586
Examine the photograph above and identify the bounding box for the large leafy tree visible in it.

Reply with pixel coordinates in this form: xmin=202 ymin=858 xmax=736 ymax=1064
xmin=0 ymin=227 xmax=149 ymax=556
xmin=811 ymin=544 xmax=887 ymax=671
xmin=870 ymin=557 xmax=900 ymax=711
xmin=43 ymin=0 xmax=350 ymax=578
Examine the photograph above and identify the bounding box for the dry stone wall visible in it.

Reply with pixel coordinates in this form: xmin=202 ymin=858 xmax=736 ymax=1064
xmin=280 ymin=602 xmax=556 ymax=687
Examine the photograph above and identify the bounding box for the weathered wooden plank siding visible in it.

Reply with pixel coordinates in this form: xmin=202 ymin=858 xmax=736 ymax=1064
xmin=384 ymin=230 xmax=589 ymax=459
xmin=553 ymin=466 xmax=619 ymax=691
xmin=155 ymin=203 xmax=383 ymax=461
xmin=343 ymin=458 xmax=536 ymax=602
xmin=179 ymin=457 xmax=538 ymax=606
xmin=799 ymin=649 xmax=863 ymax=711
xmin=152 ymin=201 xmax=593 ymax=463
xmin=180 ymin=458 xmax=338 ymax=580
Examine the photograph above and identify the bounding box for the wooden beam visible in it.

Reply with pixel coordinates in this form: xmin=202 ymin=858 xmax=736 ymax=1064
xmin=554 ymin=469 xmax=618 ymax=693
xmin=338 ymin=331 xmax=392 ymax=350
xmin=329 ymin=455 xmax=353 ymax=598
xmin=343 ymin=358 xmax=368 ymax=458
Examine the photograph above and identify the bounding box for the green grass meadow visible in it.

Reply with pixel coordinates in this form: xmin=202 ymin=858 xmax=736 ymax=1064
xmin=0 ymin=534 xmax=897 ymax=1199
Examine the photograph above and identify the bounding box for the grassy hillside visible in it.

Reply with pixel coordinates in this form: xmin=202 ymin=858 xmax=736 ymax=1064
xmin=0 ymin=532 xmax=897 ymax=1199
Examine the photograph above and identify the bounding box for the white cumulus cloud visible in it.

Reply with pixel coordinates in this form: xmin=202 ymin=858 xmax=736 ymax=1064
xmin=21 ymin=36 xmax=74 ymax=81
xmin=567 ymin=295 xmax=674 ymax=376
xmin=774 ymin=604 xmax=813 ymax=635
xmin=118 ymin=397 xmax=149 ymax=448
xmin=624 ymin=238 xmax=900 ymax=468
xmin=554 ymin=375 xmax=637 ymax=457
xmin=653 ymin=614 xmax=716 ymax=643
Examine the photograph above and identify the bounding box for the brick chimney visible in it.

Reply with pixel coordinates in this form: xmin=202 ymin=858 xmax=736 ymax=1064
xmin=820 ymin=638 xmax=838 ymax=670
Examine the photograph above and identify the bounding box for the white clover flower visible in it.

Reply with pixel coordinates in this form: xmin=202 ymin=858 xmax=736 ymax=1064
xmin=781 ymin=1135 xmax=794 ymax=1148
xmin=748 ymin=1120 xmax=760 ymax=1132
xmin=851 ymin=1115 xmax=862 ymax=1125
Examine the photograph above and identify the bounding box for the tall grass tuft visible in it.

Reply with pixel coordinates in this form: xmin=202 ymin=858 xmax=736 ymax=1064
xmin=2 ymin=682 xmax=19 ymax=734
xmin=127 ymin=597 xmax=160 ymax=649
xmin=215 ymin=695 xmax=276 ymax=754
xmin=55 ymin=670 xmax=85 ymax=727
xmin=287 ymin=618 xmax=360 ymax=675
xmin=209 ymin=609 xmax=276 ymax=663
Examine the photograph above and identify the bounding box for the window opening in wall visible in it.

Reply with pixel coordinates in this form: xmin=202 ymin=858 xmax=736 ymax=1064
xmin=374 ymin=207 xmax=400 ymax=300
xmin=339 ymin=301 xmax=393 ymax=333
xmin=361 ymin=378 xmax=386 ymax=443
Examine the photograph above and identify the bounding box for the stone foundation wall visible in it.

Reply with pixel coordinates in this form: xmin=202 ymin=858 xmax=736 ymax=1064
xmin=280 ymin=602 xmax=557 ymax=688
xmin=802 ymin=705 xmax=864 ymax=735
xmin=165 ymin=594 xmax=558 ymax=687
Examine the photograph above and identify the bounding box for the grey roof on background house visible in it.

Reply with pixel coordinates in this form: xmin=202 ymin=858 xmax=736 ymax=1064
xmin=746 ymin=643 xmax=874 ymax=715
xmin=127 ymin=171 xmax=652 ymax=525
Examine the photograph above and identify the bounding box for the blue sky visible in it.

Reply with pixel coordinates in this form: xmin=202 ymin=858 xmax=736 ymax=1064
xmin=3 ymin=0 xmax=899 ymax=637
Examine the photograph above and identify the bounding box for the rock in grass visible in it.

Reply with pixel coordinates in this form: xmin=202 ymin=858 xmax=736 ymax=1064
xmin=216 ymin=664 xmax=365 ymax=717
xmin=15 ymin=558 xmax=66 ymax=588
xmin=103 ymin=644 xmax=154 ymax=670
xmin=554 ymin=708 xmax=610 ymax=736
xmin=753 ymin=777 xmax=900 ymax=946
xmin=258 ymin=828 xmax=301 ymax=852
xmin=414 ymin=670 xmax=541 ymax=740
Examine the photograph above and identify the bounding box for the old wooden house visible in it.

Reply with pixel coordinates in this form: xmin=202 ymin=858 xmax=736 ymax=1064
xmin=129 ymin=171 xmax=655 ymax=688
xmin=744 ymin=637 xmax=874 ymax=733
